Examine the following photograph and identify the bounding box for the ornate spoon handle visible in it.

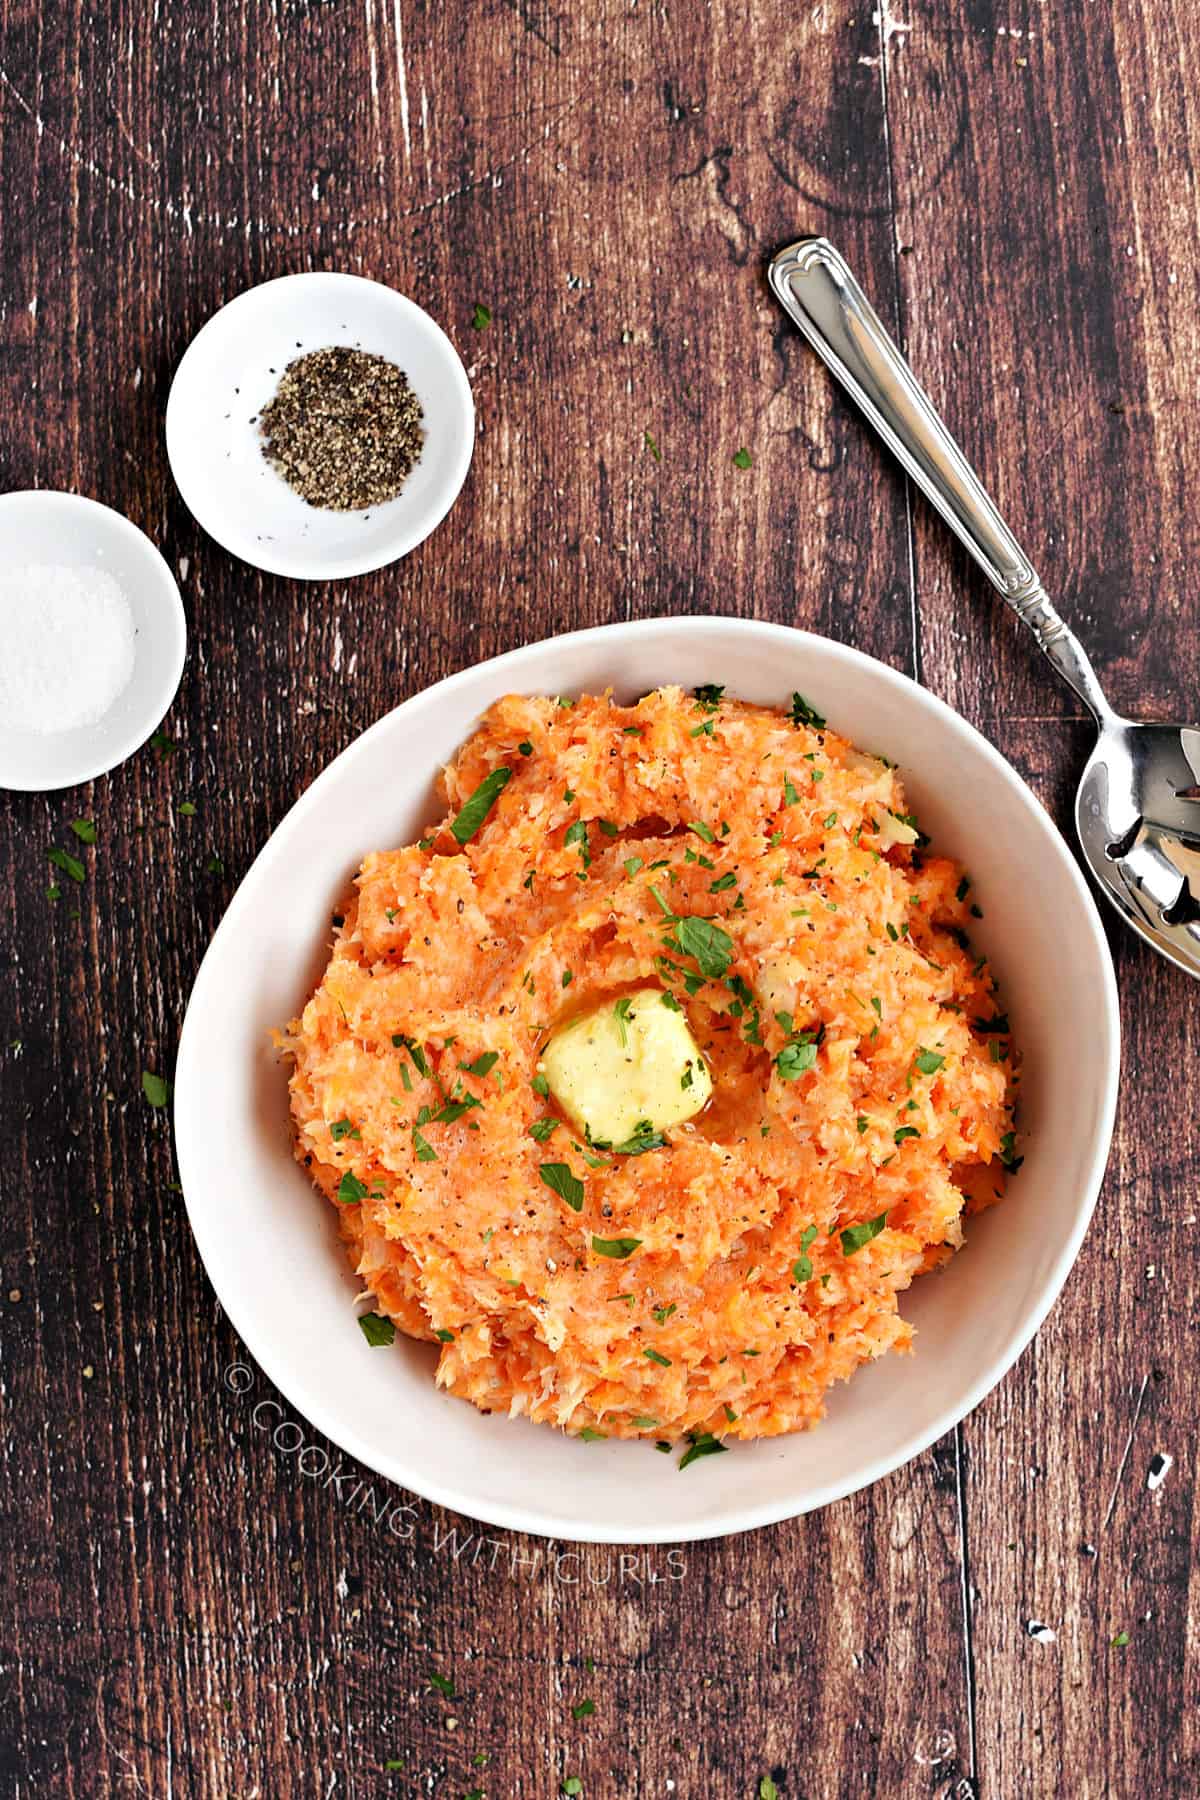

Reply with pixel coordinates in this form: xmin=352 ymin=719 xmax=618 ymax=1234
xmin=768 ymin=237 xmax=1114 ymax=724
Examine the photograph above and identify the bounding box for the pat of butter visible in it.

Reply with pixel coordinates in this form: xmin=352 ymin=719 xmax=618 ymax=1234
xmin=538 ymin=987 xmax=712 ymax=1147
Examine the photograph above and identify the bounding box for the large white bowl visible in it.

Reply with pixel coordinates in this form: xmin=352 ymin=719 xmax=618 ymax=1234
xmin=174 ymin=619 xmax=1119 ymax=1543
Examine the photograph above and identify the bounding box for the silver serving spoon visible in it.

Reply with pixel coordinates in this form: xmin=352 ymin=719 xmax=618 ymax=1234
xmin=769 ymin=236 xmax=1200 ymax=978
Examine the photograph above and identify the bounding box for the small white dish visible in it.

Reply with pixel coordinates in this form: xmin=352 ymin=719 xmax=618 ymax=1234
xmin=165 ymin=273 xmax=475 ymax=581
xmin=0 ymin=491 xmax=186 ymax=794
xmin=174 ymin=618 xmax=1120 ymax=1545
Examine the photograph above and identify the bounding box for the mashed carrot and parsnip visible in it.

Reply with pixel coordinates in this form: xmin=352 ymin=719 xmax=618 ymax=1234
xmin=284 ymin=686 xmax=1018 ymax=1448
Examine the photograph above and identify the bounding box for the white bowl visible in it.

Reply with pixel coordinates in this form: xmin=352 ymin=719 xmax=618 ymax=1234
xmin=174 ymin=618 xmax=1120 ymax=1543
xmin=165 ymin=273 xmax=474 ymax=581
xmin=0 ymin=491 xmax=186 ymax=793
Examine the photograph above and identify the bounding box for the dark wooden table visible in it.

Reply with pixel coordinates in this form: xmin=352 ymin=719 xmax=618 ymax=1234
xmin=2 ymin=2 xmax=1197 ymax=1794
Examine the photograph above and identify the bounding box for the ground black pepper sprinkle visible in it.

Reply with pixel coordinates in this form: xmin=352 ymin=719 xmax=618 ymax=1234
xmin=258 ymin=346 xmax=424 ymax=510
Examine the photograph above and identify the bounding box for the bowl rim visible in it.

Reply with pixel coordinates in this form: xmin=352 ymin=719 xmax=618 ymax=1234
xmin=0 ymin=489 xmax=187 ymax=793
xmin=174 ymin=616 xmax=1121 ymax=1542
xmin=164 ymin=270 xmax=476 ymax=581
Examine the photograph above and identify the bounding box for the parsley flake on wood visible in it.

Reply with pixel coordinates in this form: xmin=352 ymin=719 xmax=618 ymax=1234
xmin=358 ymin=1312 xmax=395 ymax=1347
xmin=427 ymin=1670 xmax=455 ymax=1697
xmin=841 ymin=1211 xmax=888 ymax=1255
xmin=471 ymin=301 xmax=492 ymax=330
xmin=48 ymin=846 xmax=85 ymax=884
xmin=68 ymin=818 xmax=97 ymax=844
xmin=141 ymin=1070 xmax=171 ymax=1108
xmin=643 ymin=428 xmax=661 ymax=462
xmin=759 ymin=1780 xmax=780 ymax=1800
xmin=540 ymin=1163 xmax=585 ymax=1211
xmin=450 ymin=767 xmax=512 ymax=843
xmin=591 ymin=1234 xmax=641 ymax=1259
xmin=732 ymin=446 xmax=752 ymax=469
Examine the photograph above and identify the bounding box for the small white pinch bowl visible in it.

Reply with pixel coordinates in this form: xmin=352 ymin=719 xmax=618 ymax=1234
xmin=0 ymin=491 xmax=186 ymax=793
xmin=174 ymin=618 xmax=1120 ymax=1545
xmin=165 ymin=273 xmax=475 ymax=581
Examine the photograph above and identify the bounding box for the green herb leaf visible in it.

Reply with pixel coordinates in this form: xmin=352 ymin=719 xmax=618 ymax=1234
xmin=894 ymin=1125 xmax=921 ymax=1144
xmin=141 ymin=1070 xmax=171 ymax=1108
xmin=532 ymin=1072 xmax=550 ymax=1097
xmin=358 ymin=1311 xmax=395 ymax=1346
xmin=643 ymin=428 xmax=661 ymax=462
xmin=776 ymin=1040 xmax=817 ymax=1081
xmin=68 ymin=818 xmax=97 ymax=844
xmin=613 ymin=996 xmax=634 ymax=1047
xmin=782 ymin=776 xmax=800 ymax=806
xmin=915 ymin=1049 xmax=945 ymax=1075
xmin=471 ymin=301 xmax=492 ymax=330
xmin=565 ymin=818 xmax=591 ymax=868
xmin=434 ymin=1327 xmax=455 ymax=1342
xmin=841 ymin=1210 xmax=889 ymax=1255
xmin=591 ymin=1234 xmax=642 ymax=1259
xmin=178 ymin=801 xmax=197 ymax=817
xmin=458 ymin=1052 xmax=499 ymax=1078
xmin=790 ymin=691 xmax=826 ymax=730
xmin=330 ymin=1117 xmax=360 ymax=1141
xmin=428 ymin=1670 xmax=455 ymax=1697
xmin=623 ymin=855 xmax=644 ymax=879
xmin=673 ymin=915 xmax=734 ymax=979
xmin=693 ymin=684 xmax=724 ymax=708
xmin=678 ymin=1431 xmax=728 ymax=1470
xmin=412 ymin=1129 xmax=437 ymax=1163
xmin=48 ymin=847 xmax=85 ymax=884
xmin=686 ymin=820 xmax=715 ymax=844
xmin=732 ymin=446 xmax=752 ymax=469
xmin=540 ymin=1162 xmax=585 ymax=1211
xmin=613 ymin=1121 xmax=666 ymax=1155
xmin=529 ymin=1116 xmax=559 ymax=1143
xmin=643 ymin=1347 xmax=671 ymax=1367
xmin=337 ymin=1170 xmax=368 ymax=1204
xmin=709 ymin=871 xmax=737 ymax=892
xmin=791 ymin=1223 xmax=818 ymax=1284
xmin=759 ymin=1780 xmax=779 ymax=1800
xmin=1111 ymin=1629 xmax=1130 ymax=1647
xmin=652 ymin=1303 xmax=677 ymax=1325
xmin=450 ymin=768 xmax=512 ymax=843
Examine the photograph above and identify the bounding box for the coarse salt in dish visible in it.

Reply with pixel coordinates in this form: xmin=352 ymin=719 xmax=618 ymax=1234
xmin=0 ymin=562 xmax=135 ymax=734
xmin=283 ymin=685 xmax=1019 ymax=1448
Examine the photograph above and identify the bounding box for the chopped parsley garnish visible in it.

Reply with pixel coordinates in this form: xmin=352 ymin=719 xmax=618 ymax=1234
xmin=412 ymin=1129 xmax=437 ymax=1163
xmin=458 ymin=1051 xmax=499 ymax=1079
xmin=776 ymin=1039 xmax=817 ymax=1081
xmin=518 ymin=739 xmax=533 ymax=756
xmin=709 ymin=871 xmax=737 ymax=892
xmin=394 ymin=1035 xmax=430 ymax=1078
xmin=974 ymin=1013 xmax=1011 ymax=1035
xmin=540 ymin=1162 xmax=585 ymax=1211
xmin=999 ymin=1131 xmax=1024 ymax=1172
xmin=915 ymin=1049 xmax=945 ymax=1075
xmin=579 ymin=1427 xmax=606 ymax=1442
xmin=564 ymin=819 xmax=591 ymax=868
xmin=68 ymin=818 xmax=97 ymax=844
xmin=529 ymin=1116 xmax=558 ymax=1143
xmin=643 ymin=1347 xmax=671 ymax=1367
xmin=623 ymin=855 xmax=644 ymax=879
xmin=782 ymin=776 xmax=799 ymax=806
xmin=450 ymin=767 xmax=512 ymax=844
xmin=790 ymin=691 xmax=826 ymax=730
xmin=596 ymin=818 xmax=619 ymax=838
xmin=856 ymin=1115 xmax=869 ymax=1134
xmin=591 ymin=1234 xmax=641 ymax=1259
xmin=661 ymin=991 xmax=682 ymax=1013
xmin=732 ymin=446 xmax=752 ymax=469
xmin=613 ymin=1121 xmax=666 ymax=1156
xmin=693 ymin=683 xmax=724 ymax=708
xmin=613 ymin=996 xmax=634 ymax=1046
xmin=687 ymin=820 xmax=716 ymax=843
xmin=841 ymin=1211 xmax=888 ymax=1255
xmin=434 ymin=1328 xmax=455 ymax=1342
xmin=48 ymin=846 xmax=85 ymax=884
xmin=690 ymin=717 xmax=715 ymax=737
xmin=427 ymin=1670 xmax=455 ymax=1697
xmin=652 ymin=1303 xmax=677 ymax=1324
xmin=337 ymin=1170 xmax=368 ymax=1204
xmin=358 ymin=1312 xmax=395 ymax=1346
xmin=823 ymin=811 xmax=838 ymax=828
xmin=141 ymin=1070 xmax=171 ymax=1108
xmin=330 ymin=1117 xmax=360 ymax=1141
xmin=678 ymin=1431 xmax=728 ymax=1470
xmin=894 ymin=1125 xmax=921 ymax=1144
xmin=672 ymin=915 xmax=734 ymax=979
xmin=791 ymin=1223 xmax=818 ymax=1284
xmin=532 ymin=1072 xmax=550 ymax=1097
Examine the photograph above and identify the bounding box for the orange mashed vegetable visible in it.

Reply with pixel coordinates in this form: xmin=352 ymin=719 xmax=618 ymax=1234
xmin=284 ymin=686 xmax=1017 ymax=1445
